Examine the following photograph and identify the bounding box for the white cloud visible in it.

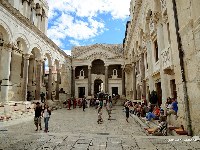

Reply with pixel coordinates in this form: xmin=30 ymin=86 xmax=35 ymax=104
xmin=47 ymin=0 xmax=131 ymax=48
xmin=62 ymin=49 xmax=72 ymax=56
xmin=69 ymin=40 xmax=80 ymax=46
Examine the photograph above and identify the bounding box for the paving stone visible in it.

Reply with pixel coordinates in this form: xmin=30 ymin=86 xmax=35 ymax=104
xmin=0 ymin=106 xmax=199 ymax=149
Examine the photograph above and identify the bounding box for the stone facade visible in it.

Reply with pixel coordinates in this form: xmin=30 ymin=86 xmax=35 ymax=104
xmin=0 ymin=0 xmax=71 ymax=106
xmin=124 ymin=0 xmax=200 ymax=135
xmin=72 ymin=44 xmax=125 ymax=98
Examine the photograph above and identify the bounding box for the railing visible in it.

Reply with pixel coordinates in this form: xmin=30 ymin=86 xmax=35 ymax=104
xmin=161 ymin=45 xmax=173 ymax=70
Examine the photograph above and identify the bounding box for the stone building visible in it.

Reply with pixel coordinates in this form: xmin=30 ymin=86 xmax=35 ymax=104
xmin=124 ymin=0 xmax=200 ymax=135
xmin=0 ymin=0 xmax=71 ymax=106
xmin=71 ymin=44 xmax=125 ymax=98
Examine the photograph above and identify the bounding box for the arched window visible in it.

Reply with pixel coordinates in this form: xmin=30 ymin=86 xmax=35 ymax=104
xmin=80 ymin=69 xmax=84 ymax=77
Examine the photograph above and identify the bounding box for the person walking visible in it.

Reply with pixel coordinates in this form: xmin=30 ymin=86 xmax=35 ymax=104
xmin=40 ymin=92 xmax=45 ymax=103
xmin=124 ymin=101 xmax=130 ymax=123
xmin=82 ymin=98 xmax=86 ymax=111
xmin=97 ymin=106 xmax=103 ymax=124
xmin=43 ymin=104 xmax=51 ymax=133
xmin=106 ymin=100 xmax=112 ymax=120
xmin=34 ymin=102 xmax=43 ymax=131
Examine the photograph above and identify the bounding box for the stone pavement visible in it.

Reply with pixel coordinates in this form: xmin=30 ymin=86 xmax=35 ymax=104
xmin=0 ymin=106 xmax=199 ymax=150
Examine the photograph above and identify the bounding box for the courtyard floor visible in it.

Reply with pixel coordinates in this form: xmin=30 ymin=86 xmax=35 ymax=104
xmin=0 ymin=106 xmax=199 ymax=150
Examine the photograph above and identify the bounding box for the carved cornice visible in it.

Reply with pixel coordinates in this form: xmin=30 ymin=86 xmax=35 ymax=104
xmin=0 ymin=0 xmax=70 ymax=59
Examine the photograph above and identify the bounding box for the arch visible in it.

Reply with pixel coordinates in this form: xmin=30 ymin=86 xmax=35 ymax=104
xmin=29 ymin=43 xmax=42 ymax=58
xmin=13 ymin=33 xmax=30 ymax=52
xmin=16 ymin=37 xmax=28 ymax=53
xmin=44 ymin=53 xmax=53 ymax=66
xmin=91 ymin=59 xmax=105 ymax=75
xmin=30 ymin=47 xmax=42 ymax=59
xmin=0 ymin=19 xmax=13 ymax=42
xmin=89 ymin=55 xmax=107 ymax=64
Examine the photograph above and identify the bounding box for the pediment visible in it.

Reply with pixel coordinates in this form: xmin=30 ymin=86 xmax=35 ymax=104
xmin=72 ymin=44 xmax=123 ymax=60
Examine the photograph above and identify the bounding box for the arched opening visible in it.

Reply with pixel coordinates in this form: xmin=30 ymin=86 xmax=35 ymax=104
xmin=94 ymin=79 xmax=103 ymax=97
xmin=91 ymin=59 xmax=105 ymax=75
xmin=0 ymin=25 xmax=10 ymax=97
xmin=27 ymin=47 xmax=41 ymax=100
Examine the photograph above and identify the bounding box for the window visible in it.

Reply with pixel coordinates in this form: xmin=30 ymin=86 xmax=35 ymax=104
xmin=154 ymin=40 xmax=159 ymax=62
xmin=113 ymin=69 xmax=117 ymax=76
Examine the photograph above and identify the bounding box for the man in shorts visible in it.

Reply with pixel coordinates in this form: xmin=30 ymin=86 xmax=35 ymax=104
xmin=34 ymin=102 xmax=43 ymax=131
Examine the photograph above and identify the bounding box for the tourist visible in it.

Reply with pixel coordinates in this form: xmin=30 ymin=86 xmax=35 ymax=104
xmin=165 ymin=97 xmax=172 ymax=109
xmin=106 ymin=100 xmax=112 ymax=120
xmin=124 ymin=101 xmax=130 ymax=123
xmin=152 ymin=116 xmax=168 ymax=136
xmin=43 ymin=104 xmax=51 ymax=133
xmin=167 ymin=98 xmax=178 ymax=118
xmin=67 ymin=98 xmax=71 ymax=110
xmin=82 ymin=97 xmax=86 ymax=111
xmin=73 ymin=98 xmax=77 ymax=109
xmin=97 ymin=106 xmax=103 ymax=124
xmin=40 ymin=92 xmax=45 ymax=103
xmin=34 ymin=102 xmax=43 ymax=131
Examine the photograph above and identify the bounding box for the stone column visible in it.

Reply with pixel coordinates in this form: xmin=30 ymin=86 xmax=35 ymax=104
xmin=157 ymin=21 xmax=169 ymax=106
xmin=55 ymin=68 xmax=61 ymax=100
xmin=105 ymin=65 xmax=108 ymax=93
xmin=122 ymin=66 xmax=125 ymax=96
xmin=132 ymin=63 xmax=137 ymax=100
xmin=71 ymin=66 xmax=76 ymax=97
xmin=23 ymin=0 xmax=29 ymax=18
xmin=42 ymin=61 xmax=45 ymax=84
xmin=35 ymin=59 xmax=43 ymax=100
xmin=28 ymin=58 xmax=33 ymax=86
xmin=47 ymin=66 xmax=53 ymax=100
xmin=0 ymin=44 xmax=12 ymax=104
xmin=88 ymin=65 xmax=91 ymax=96
xmin=140 ymin=53 xmax=146 ymax=98
xmin=22 ymin=54 xmax=30 ymax=101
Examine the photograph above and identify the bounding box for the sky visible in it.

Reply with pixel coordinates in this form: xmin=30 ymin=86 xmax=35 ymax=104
xmin=47 ymin=0 xmax=131 ymax=55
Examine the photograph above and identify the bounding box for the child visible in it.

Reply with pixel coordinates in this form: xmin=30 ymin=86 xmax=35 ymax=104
xmin=97 ymin=106 xmax=103 ymax=124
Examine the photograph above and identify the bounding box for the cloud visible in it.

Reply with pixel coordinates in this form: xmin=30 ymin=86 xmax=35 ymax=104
xmin=47 ymin=0 xmax=131 ymax=49
xmin=69 ymin=40 xmax=80 ymax=46
xmin=62 ymin=49 xmax=72 ymax=56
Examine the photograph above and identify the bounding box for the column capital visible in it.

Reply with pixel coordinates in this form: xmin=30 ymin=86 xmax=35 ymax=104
xmin=3 ymin=43 xmax=13 ymax=52
xmin=72 ymin=66 xmax=76 ymax=70
xmin=48 ymin=65 xmax=54 ymax=69
xmin=35 ymin=58 xmax=44 ymax=65
xmin=132 ymin=62 xmax=136 ymax=67
xmin=23 ymin=53 xmax=30 ymax=60
xmin=88 ymin=65 xmax=91 ymax=69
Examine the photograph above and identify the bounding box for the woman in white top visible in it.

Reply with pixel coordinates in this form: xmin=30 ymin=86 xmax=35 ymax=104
xmin=43 ymin=104 xmax=51 ymax=133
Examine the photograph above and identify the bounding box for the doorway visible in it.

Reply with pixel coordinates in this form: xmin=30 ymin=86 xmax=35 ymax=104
xmin=78 ymin=87 xmax=85 ymax=98
xmin=112 ymin=87 xmax=118 ymax=97
xmin=155 ymin=82 xmax=162 ymax=106
xmin=94 ymin=79 xmax=103 ymax=97
xmin=170 ymin=79 xmax=177 ymax=99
